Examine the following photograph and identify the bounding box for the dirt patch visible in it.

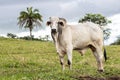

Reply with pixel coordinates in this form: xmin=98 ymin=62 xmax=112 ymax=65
xmin=74 ymin=76 xmax=120 ymax=80
xmin=107 ymin=76 xmax=120 ymax=80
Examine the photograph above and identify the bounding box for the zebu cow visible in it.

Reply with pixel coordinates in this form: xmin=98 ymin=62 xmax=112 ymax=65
xmin=46 ymin=16 xmax=107 ymax=72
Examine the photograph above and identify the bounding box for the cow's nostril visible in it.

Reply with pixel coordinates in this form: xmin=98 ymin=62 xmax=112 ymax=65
xmin=51 ymin=29 xmax=57 ymax=33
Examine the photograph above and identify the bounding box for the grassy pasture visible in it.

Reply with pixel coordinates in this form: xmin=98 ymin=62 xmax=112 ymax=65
xmin=0 ymin=37 xmax=120 ymax=80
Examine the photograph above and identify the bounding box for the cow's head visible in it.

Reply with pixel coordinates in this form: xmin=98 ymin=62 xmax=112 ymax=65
xmin=46 ymin=16 xmax=67 ymax=34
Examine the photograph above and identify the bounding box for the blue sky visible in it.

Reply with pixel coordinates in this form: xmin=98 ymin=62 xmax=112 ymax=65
xmin=0 ymin=0 xmax=120 ymax=44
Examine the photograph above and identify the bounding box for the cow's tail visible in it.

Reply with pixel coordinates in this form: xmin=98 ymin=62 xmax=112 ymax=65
xmin=103 ymin=47 xmax=107 ymax=61
xmin=102 ymin=28 xmax=107 ymax=62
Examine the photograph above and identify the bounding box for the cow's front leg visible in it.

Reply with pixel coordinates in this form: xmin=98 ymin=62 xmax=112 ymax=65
xmin=66 ymin=46 xmax=73 ymax=70
xmin=58 ymin=52 xmax=65 ymax=71
xmin=55 ymin=43 xmax=59 ymax=53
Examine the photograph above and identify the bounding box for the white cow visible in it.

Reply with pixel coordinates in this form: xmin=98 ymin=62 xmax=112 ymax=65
xmin=46 ymin=16 xmax=107 ymax=72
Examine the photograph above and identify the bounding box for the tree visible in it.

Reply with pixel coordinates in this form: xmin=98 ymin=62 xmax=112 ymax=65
xmin=7 ymin=33 xmax=17 ymax=38
xmin=78 ymin=13 xmax=111 ymax=40
xmin=111 ymin=36 xmax=120 ymax=45
xmin=17 ymin=7 xmax=43 ymax=39
xmin=45 ymin=35 xmax=50 ymax=41
xmin=19 ymin=36 xmax=33 ymax=40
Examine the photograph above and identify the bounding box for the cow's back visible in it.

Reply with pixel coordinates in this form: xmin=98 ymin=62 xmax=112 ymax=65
xmin=68 ymin=22 xmax=103 ymax=48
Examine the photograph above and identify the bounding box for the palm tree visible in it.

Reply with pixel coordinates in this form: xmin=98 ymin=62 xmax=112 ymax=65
xmin=17 ymin=7 xmax=43 ymax=39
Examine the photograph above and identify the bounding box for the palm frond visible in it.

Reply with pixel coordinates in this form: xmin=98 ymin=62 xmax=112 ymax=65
xmin=33 ymin=19 xmax=42 ymax=27
xmin=33 ymin=9 xmax=39 ymax=13
xmin=20 ymin=11 xmax=28 ymax=15
xmin=17 ymin=19 xmax=27 ymax=28
xmin=18 ymin=11 xmax=29 ymax=21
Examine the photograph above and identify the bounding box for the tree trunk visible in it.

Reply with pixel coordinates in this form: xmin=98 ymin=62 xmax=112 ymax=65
xmin=30 ymin=28 xmax=32 ymax=40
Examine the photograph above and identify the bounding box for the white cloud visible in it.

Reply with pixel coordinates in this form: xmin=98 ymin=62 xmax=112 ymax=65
xmin=17 ymin=32 xmax=29 ymax=37
xmin=33 ymin=28 xmax=51 ymax=38
xmin=60 ymin=1 xmax=78 ymax=11
xmin=105 ymin=14 xmax=120 ymax=45
xmin=17 ymin=27 xmax=52 ymax=39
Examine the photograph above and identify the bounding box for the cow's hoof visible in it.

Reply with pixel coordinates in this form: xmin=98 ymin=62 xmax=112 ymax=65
xmin=81 ymin=54 xmax=83 ymax=56
xmin=98 ymin=69 xmax=104 ymax=72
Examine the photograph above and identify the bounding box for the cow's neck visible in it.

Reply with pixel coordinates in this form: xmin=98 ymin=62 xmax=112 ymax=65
xmin=58 ymin=26 xmax=72 ymax=46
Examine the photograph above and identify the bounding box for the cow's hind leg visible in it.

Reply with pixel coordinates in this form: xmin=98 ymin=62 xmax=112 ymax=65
xmin=89 ymin=45 xmax=104 ymax=72
xmin=78 ymin=50 xmax=86 ymax=56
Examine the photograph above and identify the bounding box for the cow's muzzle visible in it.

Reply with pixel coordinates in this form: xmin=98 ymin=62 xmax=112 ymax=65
xmin=51 ymin=29 xmax=57 ymax=34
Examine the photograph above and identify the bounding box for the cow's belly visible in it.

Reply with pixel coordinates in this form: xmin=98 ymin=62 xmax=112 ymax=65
xmin=73 ymin=43 xmax=88 ymax=50
xmin=72 ymin=39 xmax=90 ymax=50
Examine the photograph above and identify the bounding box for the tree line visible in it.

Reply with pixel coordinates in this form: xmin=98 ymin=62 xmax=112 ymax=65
xmin=111 ymin=36 xmax=120 ymax=45
xmin=7 ymin=33 xmax=50 ymax=41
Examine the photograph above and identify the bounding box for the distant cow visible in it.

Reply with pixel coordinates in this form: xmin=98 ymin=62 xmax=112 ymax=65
xmin=46 ymin=16 xmax=107 ymax=72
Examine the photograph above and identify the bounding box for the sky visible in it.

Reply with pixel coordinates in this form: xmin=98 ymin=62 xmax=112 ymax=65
xmin=0 ymin=0 xmax=120 ymax=45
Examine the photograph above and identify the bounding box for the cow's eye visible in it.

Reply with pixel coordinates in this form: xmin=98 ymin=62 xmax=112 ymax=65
xmin=58 ymin=21 xmax=64 ymax=26
xmin=47 ymin=21 xmax=51 ymax=25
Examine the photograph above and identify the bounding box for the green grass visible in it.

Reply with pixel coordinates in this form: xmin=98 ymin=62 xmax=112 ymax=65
xmin=0 ymin=37 xmax=120 ymax=80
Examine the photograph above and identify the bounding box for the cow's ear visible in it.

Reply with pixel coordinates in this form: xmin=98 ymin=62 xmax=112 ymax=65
xmin=58 ymin=21 xmax=64 ymax=26
xmin=46 ymin=21 xmax=51 ymax=26
xmin=59 ymin=18 xmax=67 ymax=23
